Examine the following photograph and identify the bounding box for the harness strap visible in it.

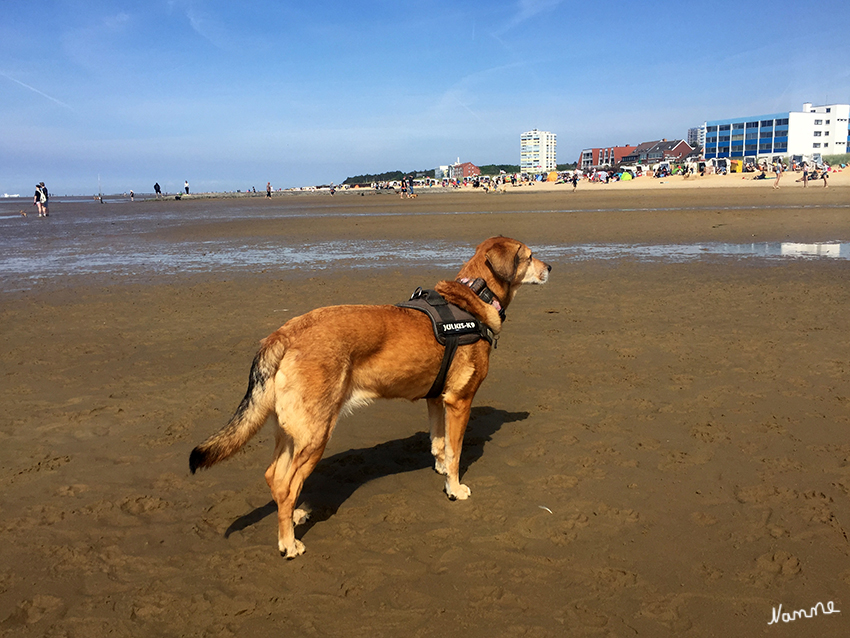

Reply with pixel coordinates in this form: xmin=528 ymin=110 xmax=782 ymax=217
xmin=423 ymin=295 xmax=465 ymax=398
xmin=426 ymin=335 xmax=458 ymax=399
xmin=397 ymin=287 xmax=494 ymax=399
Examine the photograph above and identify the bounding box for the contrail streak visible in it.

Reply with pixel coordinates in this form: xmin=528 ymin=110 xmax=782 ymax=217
xmin=0 ymin=72 xmax=73 ymax=110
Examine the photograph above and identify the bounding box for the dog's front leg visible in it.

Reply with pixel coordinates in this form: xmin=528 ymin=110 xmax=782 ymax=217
xmin=442 ymin=395 xmax=473 ymax=500
xmin=427 ymin=398 xmax=447 ymax=475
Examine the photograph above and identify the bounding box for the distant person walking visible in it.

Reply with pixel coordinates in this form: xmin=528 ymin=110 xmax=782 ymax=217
xmin=266 ymin=182 xmax=272 ymax=198
xmin=130 ymin=190 xmax=134 ymax=201
xmin=822 ymin=167 xmax=829 ymax=188
xmin=33 ymin=182 xmax=49 ymax=216
xmin=154 ymin=182 xmax=162 ymax=198
xmin=801 ymin=162 xmax=808 ymax=187
xmin=184 ymin=180 xmax=190 ymax=195
xmin=772 ymin=160 xmax=782 ymax=190
xmin=571 ymin=172 xmax=579 ymax=192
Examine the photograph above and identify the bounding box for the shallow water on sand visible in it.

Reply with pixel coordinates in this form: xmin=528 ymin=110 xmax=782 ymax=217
xmin=1 ymin=198 xmax=847 ymax=292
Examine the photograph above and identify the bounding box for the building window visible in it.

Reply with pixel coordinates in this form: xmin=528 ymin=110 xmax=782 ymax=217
xmin=719 ymin=124 xmax=730 ymax=131
xmin=813 ymin=143 xmax=821 ymax=148
xmin=814 ymin=119 xmax=823 ymax=125
xmin=775 ymin=118 xmax=789 ymax=126
xmin=824 ymin=143 xmax=829 ymax=147
xmin=826 ymin=120 xmax=830 ymax=124
xmin=760 ymin=120 xmax=773 ymax=127
xmin=826 ymin=108 xmax=831 ymax=112
xmin=732 ymin=122 xmax=744 ymax=130
xmin=825 ymin=131 xmax=829 ymax=135
xmin=746 ymin=121 xmax=759 ymax=127
xmin=814 ymin=131 xmax=822 ymax=136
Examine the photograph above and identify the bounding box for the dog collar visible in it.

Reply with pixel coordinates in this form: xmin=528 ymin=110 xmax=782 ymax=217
xmin=456 ymin=277 xmax=506 ymax=321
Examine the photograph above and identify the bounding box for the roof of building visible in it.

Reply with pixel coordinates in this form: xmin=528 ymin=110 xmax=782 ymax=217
xmin=630 ymin=140 xmax=661 ymax=154
xmin=648 ymin=139 xmax=687 ymax=153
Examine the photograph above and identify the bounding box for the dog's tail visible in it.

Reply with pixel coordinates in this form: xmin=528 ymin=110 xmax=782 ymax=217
xmin=189 ymin=332 xmax=287 ymax=474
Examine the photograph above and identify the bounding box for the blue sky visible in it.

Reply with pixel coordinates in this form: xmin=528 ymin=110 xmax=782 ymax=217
xmin=2 ymin=0 xmax=849 ymax=195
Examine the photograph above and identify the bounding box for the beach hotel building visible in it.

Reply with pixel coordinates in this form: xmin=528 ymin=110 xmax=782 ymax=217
xmin=579 ymin=145 xmax=636 ymax=170
xmin=578 ymin=140 xmax=691 ymax=170
xmin=703 ymin=102 xmax=850 ymax=161
xmin=520 ymin=129 xmax=557 ymax=173
xmin=450 ymin=161 xmax=481 ymax=180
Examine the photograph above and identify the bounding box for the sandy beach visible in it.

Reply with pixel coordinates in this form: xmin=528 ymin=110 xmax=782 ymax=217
xmin=2 ymin=174 xmax=849 ymax=637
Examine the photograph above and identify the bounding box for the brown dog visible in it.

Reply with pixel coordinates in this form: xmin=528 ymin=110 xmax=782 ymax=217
xmin=190 ymin=236 xmax=550 ymax=557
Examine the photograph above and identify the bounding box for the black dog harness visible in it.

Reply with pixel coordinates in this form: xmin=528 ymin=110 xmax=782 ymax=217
xmin=397 ymin=280 xmax=501 ymax=399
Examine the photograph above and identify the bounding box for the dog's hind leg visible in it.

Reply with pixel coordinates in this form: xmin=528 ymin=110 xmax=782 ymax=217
xmin=265 ymin=418 xmax=331 ymax=558
xmin=427 ymin=398 xmax=448 ymax=475
xmin=442 ymin=395 xmax=473 ymax=500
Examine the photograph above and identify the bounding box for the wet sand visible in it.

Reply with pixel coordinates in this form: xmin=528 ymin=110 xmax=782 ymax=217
xmin=2 ymin=182 xmax=850 ymax=636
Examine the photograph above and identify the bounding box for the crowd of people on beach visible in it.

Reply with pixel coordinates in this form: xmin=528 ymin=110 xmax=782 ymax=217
xmin=19 ymin=158 xmax=842 ymax=218
xmin=362 ymin=159 xmax=841 ymax=196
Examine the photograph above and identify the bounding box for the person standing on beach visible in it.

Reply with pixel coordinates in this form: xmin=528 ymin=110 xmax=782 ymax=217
xmin=154 ymin=182 xmax=162 ymax=198
xmin=266 ymin=182 xmax=272 ymax=198
xmin=130 ymin=190 xmax=134 ymax=201
xmin=184 ymin=180 xmax=190 ymax=195
xmin=33 ymin=182 xmax=49 ymax=216
xmin=772 ymin=160 xmax=782 ymax=190
xmin=822 ymin=166 xmax=829 ymax=188
xmin=801 ymin=162 xmax=808 ymax=187
xmin=571 ymin=172 xmax=579 ymax=192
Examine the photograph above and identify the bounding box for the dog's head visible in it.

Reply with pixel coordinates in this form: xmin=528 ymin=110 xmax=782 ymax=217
xmin=455 ymin=237 xmax=550 ymax=313
xmin=482 ymin=236 xmax=550 ymax=286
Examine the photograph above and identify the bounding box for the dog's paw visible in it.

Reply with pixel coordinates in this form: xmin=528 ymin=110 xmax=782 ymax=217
xmin=279 ymin=539 xmax=306 ymax=559
xmin=433 ymin=459 xmax=448 ymax=476
xmin=292 ymin=508 xmax=310 ymax=526
xmin=445 ymin=482 xmax=471 ymax=501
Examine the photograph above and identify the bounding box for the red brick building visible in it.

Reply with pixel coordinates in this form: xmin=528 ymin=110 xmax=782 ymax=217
xmin=578 ymin=145 xmax=636 ymax=170
xmin=450 ymin=162 xmax=481 ymax=180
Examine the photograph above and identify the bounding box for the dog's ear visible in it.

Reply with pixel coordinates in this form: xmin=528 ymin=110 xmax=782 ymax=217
xmin=485 ymin=242 xmax=521 ymax=282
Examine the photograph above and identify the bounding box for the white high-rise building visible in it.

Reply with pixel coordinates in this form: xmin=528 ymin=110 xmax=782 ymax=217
xmin=687 ymin=126 xmax=705 ymax=149
xmin=520 ymin=129 xmax=557 ymax=173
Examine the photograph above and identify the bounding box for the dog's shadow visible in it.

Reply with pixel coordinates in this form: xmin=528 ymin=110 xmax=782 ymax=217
xmin=224 ymin=406 xmax=529 ymax=539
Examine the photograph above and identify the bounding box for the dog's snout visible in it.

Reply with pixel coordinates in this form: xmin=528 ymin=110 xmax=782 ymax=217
xmin=546 ymin=263 xmax=552 ymax=272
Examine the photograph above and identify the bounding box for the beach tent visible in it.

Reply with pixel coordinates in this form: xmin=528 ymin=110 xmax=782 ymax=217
xmin=620 ymin=171 xmax=633 ymax=180
xmin=546 ymin=171 xmax=558 ymax=182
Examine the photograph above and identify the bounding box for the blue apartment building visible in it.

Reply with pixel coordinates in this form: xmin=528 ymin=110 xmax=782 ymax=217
xmin=704 ymin=113 xmax=789 ymax=160
xmin=703 ymin=103 xmax=850 ymax=161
